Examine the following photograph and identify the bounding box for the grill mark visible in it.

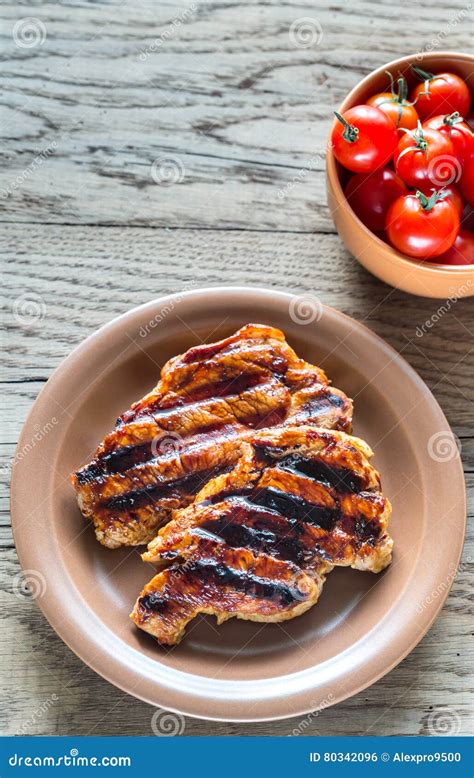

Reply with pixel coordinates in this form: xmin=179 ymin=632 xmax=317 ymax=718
xmin=181 ymin=340 xmax=246 ymax=364
xmin=138 ymin=561 xmax=303 ymax=612
xmin=121 ymin=372 xmax=275 ymax=424
xmin=103 ymin=466 xmax=225 ymax=513
xmin=254 ymin=447 xmax=364 ymax=493
xmin=180 ymin=340 xmax=289 ymax=377
xmin=192 ymin=509 xmax=309 ymax=566
xmin=139 ymin=592 xmax=168 ymax=613
xmin=303 ymin=392 xmax=346 ymax=414
xmin=248 ymin=487 xmax=338 ymax=530
xmin=179 ymin=558 xmax=304 ymax=605
xmin=288 ymin=389 xmax=352 ymax=432
xmin=341 ymin=513 xmax=383 ymax=544
xmin=170 ymin=373 xmax=267 ymax=402
xmin=76 ymin=443 xmax=153 ymax=484
xmin=76 ymin=421 xmax=237 ymax=485
xmin=205 ymin=487 xmax=339 ymax=529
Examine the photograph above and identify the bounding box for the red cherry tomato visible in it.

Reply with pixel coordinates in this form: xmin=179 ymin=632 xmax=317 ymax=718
xmin=331 ymin=105 xmax=398 ymax=173
xmin=345 ymin=168 xmax=408 ymax=233
xmin=410 ymin=68 xmax=471 ymax=120
xmin=386 ymin=190 xmax=460 ymax=259
xmin=424 ymin=112 xmax=474 ymax=165
xmin=431 ymin=230 xmax=474 ymax=265
xmin=460 ymin=153 xmax=474 ymax=206
xmin=367 ymin=73 xmax=419 ymax=131
xmin=368 ymin=93 xmax=419 ymax=132
xmin=394 ymin=124 xmax=455 ymax=189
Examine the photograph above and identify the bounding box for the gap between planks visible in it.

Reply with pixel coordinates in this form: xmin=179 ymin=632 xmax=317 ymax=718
xmin=0 ymin=220 xmax=337 ymax=235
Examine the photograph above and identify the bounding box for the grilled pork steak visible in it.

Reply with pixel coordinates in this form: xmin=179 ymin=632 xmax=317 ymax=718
xmin=132 ymin=426 xmax=392 ymax=645
xmin=72 ymin=324 xmax=352 ymax=548
xmin=134 ymin=540 xmax=332 ymax=646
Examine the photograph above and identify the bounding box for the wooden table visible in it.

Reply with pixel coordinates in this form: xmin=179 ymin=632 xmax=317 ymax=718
xmin=1 ymin=0 xmax=472 ymax=737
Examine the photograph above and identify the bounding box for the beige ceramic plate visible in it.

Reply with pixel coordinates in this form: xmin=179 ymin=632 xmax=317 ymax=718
xmin=11 ymin=287 xmax=466 ymax=721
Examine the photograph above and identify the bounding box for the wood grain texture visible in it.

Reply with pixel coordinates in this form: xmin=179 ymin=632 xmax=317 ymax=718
xmin=1 ymin=0 xmax=473 ymax=738
xmin=2 ymin=225 xmax=473 ymax=434
xmin=1 ymin=0 xmax=472 ymax=230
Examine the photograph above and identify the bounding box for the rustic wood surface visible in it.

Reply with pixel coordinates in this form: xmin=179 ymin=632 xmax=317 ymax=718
xmin=1 ymin=0 xmax=472 ymax=738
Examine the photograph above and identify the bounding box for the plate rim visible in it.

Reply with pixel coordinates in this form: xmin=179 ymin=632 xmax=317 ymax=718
xmin=10 ymin=286 xmax=466 ymax=722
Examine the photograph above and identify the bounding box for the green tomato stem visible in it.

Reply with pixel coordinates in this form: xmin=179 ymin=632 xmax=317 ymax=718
xmin=334 ymin=112 xmax=359 ymax=143
xmin=411 ymin=65 xmax=435 ymax=82
xmin=396 ymin=122 xmax=428 ymax=166
xmin=443 ymin=112 xmax=462 ymax=127
xmin=415 ymin=188 xmax=448 ymax=212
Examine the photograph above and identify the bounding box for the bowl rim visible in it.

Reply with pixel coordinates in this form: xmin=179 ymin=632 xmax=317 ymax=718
xmin=327 ymin=50 xmax=474 ymax=274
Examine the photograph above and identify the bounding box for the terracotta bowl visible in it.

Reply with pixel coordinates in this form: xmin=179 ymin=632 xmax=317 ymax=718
xmin=327 ymin=51 xmax=474 ymax=298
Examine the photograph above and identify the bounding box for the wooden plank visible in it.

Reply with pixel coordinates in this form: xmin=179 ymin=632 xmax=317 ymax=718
xmin=2 ymin=224 xmax=473 ymax=433
xmin=1 ymin=0 xmax=471 ymax=230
